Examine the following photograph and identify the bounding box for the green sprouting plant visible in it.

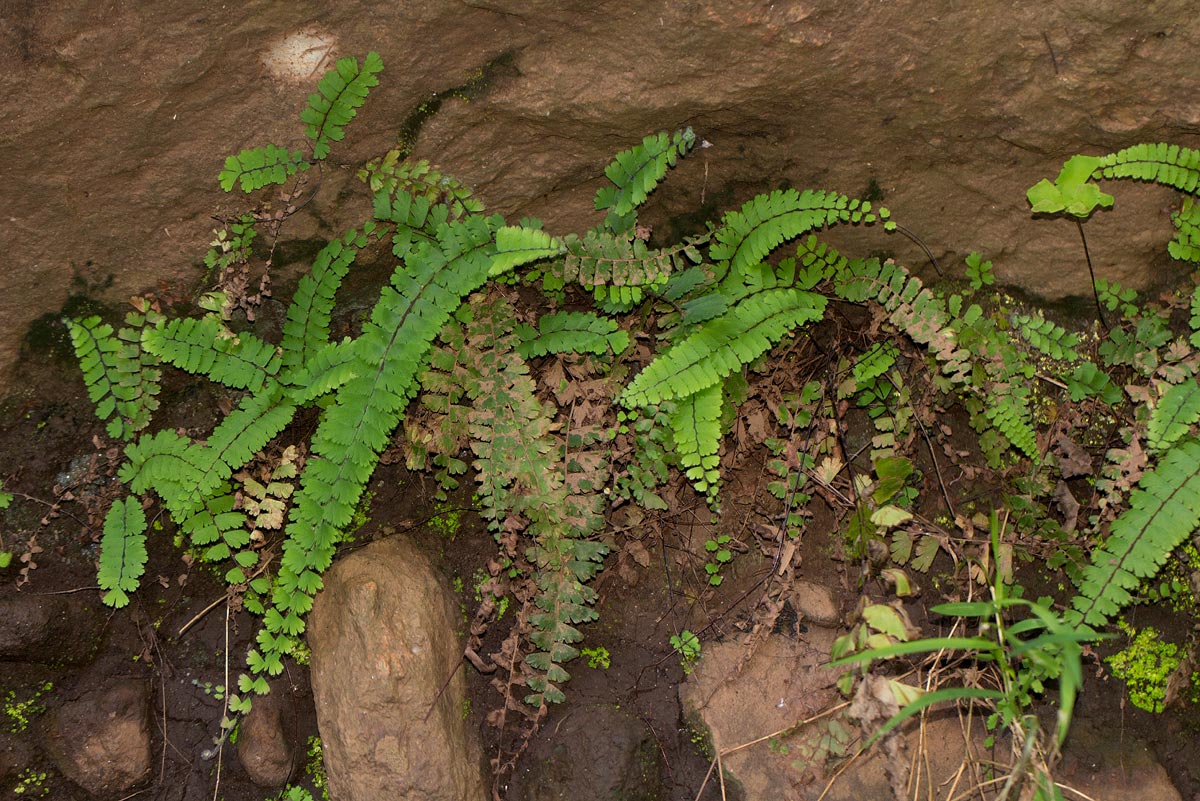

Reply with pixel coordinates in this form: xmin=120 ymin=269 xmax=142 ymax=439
xmin=12 ymin=768 xmax=49 ymax=798
xmin=1106 ymin=622 xmax=1181 ymax=713
xmin=670 ymin=630 xmax=701 ymax=673
xmin=833 ymin=514 xmax=1091 ymax=801
xmin=964 ymin=251 xmax=995 ymax=291
xmin=703 ymin=533 xmax=733 ymax=586
xmin=581 ymin=645 xmax=611 ymax=670
xmin=3 ymin=682 xmax=52 ymax=733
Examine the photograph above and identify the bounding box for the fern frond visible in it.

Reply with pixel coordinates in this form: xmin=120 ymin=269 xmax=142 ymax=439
xmin=558 ymin=230 xmax=697 ymax=300
xmin=1094 ymin=143 xmax=1200 ymax=194
xmin=219 ymin=144 xmax=310 ymax=193
xmin=711 ymin=189 xmax=890 ymax=285
xmin=594 ymin=128 xmax=695 ymax=232
xmin=1171 ymin=197 xmax=1200 ymax=263
xmin=145 ymin=317 xmax=281 ymax=392
xmin=983 ymin=385 xmax=1039 ymax=460
xmin=98 ymin=497 xmax=148 ymax=608
xmin=67 ymin=306 xmax=163 ymax=441
xmin=1147 ymin=379 xmax=1200 ymax=454
xmin=516 ymin=312 xmax=629 ymax=359
xmin=301 ymin=51 xmax=384 ymax=160
xmin=360 ymin=155 xmax=483 ymax=219
xmin=273 ymin=215 xmax=498 ymax=625
xmin=670 ymin=383 xmax=723 ymax=501
xmin=280 ymin=227 xmax=375 ymax=373
xmin=490 ymin=225 xmax=563 ymax=276
xmin=284 ymin=339 xmax=358 ymax=405
xmin=622 ymin=288 xmax=827 ymax=407
xmin=1072 ymin=437 xmax=1200 ymax=627
xmin=1012 ymin=312 xmax=1081 ymax=362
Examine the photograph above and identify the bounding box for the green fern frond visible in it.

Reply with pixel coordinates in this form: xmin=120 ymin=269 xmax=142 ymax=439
xmin=98 ymin=497 xmax=148 ymax=608
xmin=1171 ymin=197 xmax=1200 ymax=263
xmin=219 ymin=144 xmax=310 ymax=193
xmin=1147 ymin=379 xmax=1200 ymax=454
xmin=273 ymin=216 xmax=498 ymax=626
xmin=622 ymin=288 xmax=827 ymax=407
xmin=983 ymin=385 xmax=1039 ymax=460
xmin=1190 ymin=285 xmax=1200 ymax=348
xmin=1072 ymin=437 xmax=1200 ymax=627
xmin=145 ymin=317 xmax=281 ymax=392
xmin=490 ymin=225 xmax=563 ymax=276
xmin=1095 ymin=142 xmax=1200 ymax=194
xmin=302 ymin=51 xmax=384 ymax=160
xmin=1012 ymin=312 xmax=1081 ymax=362
xmin=280 ymin=227 xmax=375 ymax=373
xmin=555 ymin=231 xmax=700 ymax=303
xmin=711 ymin=189 xmax=890 ymax=285
xmin=67 ymin=305 xmax=163 ymax=441
xmin=594 ymin=128 xmax=695 ymax=232
xmin=1066 ymin=361 xmax=1123 ymax=405
xmin=516 ymin=311 xmax=629 ymax=359
xmin=284 ymin=339 xmax=358 ymax=405
xmin=670 ymin=383 xmax=723 ymax=501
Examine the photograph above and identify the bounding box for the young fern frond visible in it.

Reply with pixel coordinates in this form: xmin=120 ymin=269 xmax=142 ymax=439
xmin=594 ymin=128 xmax=696 ymax=232
xmin=516 ymin=311 xmax=628 ymax=359
xmin=280 ymin=226 xmax=376 ymax=373
xmin=144 ymin=317 xmax=281 ymax=392
xmin=1012 ymin=312 xmax=1081 ymax=362
xmin=490 ymin=225 xmax=563 ymax=277
xmin=1072 ymin=437 xmax=1200 ymax=628
xmin=621 ymin=288 xmax=827 ymax=408
xmin=1147 ymin=379 xmax=1200 ymax=454
xmin=302 ymin=52 xmax=384 ymax=160
xmin=711 ymin=189 xmax=891 ymax=285
xmin=67 ymin=303 xmax=164 ymax=442
xmin=670 ymin=382 xmax=723 ymax=501
xmin=97 ymin=497 xmax=148 ymax=609
xmin=219 ymin=144 xmax=310 ymax=193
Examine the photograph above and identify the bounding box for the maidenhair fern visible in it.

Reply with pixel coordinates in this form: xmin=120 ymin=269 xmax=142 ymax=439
xmin=516 ymin=311 xmax=629 ymax=359
xmin=219 ymin=144 xmax=310 ymax=193
xmin=595 ymin=128 xmax=696 ymax=233
xmin=303 ymin=52 xmax=384 ymax=160
xmin=97 ymin=496 xmax=148 ymax=608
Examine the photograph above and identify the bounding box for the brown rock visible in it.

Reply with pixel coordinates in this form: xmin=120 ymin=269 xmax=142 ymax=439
xmin=4 ymin=2 xmax=1200 ymax=379
xmin=237 ymin=684 xmax=294 ymax=788
xmin=308 ymin=535 xmax=486 ymax=801
xmin=45 ymin=678 xmax=150 ymax=796
xmin=0 ymin=594 xmax=103 ymax=664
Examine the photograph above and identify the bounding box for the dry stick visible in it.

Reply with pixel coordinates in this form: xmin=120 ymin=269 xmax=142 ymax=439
xmin=211 ymin=602 xmax=230 ymax=801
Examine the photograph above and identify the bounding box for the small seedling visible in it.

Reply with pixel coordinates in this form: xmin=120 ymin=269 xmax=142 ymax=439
xmin=670 ymin=630 xmax=701 ymax=673
xmin=581 ymin=645 xmax=611 ymax=670
xmin=704 ymin=533 xmax=733 ymax=585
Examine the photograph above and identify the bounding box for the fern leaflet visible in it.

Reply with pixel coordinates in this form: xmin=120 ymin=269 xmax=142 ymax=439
xmin=516 ymin=311 xmax=628 ymax=359
xmin=97 ymin=497 xmax=148 ymax=608
xmin=1012 ymin=313 xmax=1081 ymax=362
xmin=670 ymin=383 xmax=723 ymax=501
xmin=302 ymin=52 xmax=384 ymax=160
xmin=219 ymin=144 xmax=310 ymax=193
xmin=145 ymin=317 xmax=281 ymax=392
xmin=490 ymin=225 xmax=563 ymax=276
xmin=594 ymin=128 xmax=695 ymax=231
xmin=1072 ymin=437 xmax=1200 ymax=627
xmin=1147 ymin=379 xmax=1200 ymax=454
xmin=622 ymin=288 xmax=827 ymax=407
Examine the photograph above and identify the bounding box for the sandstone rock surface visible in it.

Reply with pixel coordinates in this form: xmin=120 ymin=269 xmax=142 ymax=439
xmin=3 ymin=2 xmax=1199 ymax=380
xmin=308 ymin=534 xmax=486 ymax=801
xmin=45 ymin=677 xmax=151 ymax=796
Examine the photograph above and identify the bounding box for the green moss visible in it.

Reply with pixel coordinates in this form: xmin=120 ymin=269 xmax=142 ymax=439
xmin=4 ymin=682 xmax=52 ymax=733
xmin=581 ymin=645 xmax=611 ymax=670
xmin=12 ymin=768 xmax=50 ymax=797
xmin=1106 ymin=622 xmax=1181 ymax=713
xmin=429 ymin=502 xmax=462 ymax=539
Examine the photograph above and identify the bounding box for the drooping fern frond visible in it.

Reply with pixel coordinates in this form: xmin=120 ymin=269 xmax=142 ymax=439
xmin=271 ymin=214 xmax=499 ymax=635
xmin=97 ymin=496 xmax=148 ymax=608
xmin=144 ymin=316 xmax=281 ymax=392
xmin=670 ymin=382 xmax=723 ymax=501
xmin=1094 ymin=143 xmax=1200 ymax=194
xmin=1147 ymin=378 xmax=1200 ymax=454
xmin=454 ymin=294 xmax=607 ymax=707
xmin=621 ymin=288 xmax=827 ymax=408
xmin=302 ymin=52 xmax=384 ymax=160
xmin=1071 ymin=437 xmax=1200 ymax=628
xmin=711 ymin=189 xmax=891 ymax=286
xmin=67 ymin=299 xmax=164 ymax=441
xmin=516 ymin=311 xmax=629 ymax=359
xmin=219 ymin=144 xmax=310 ymax=193
xmin=594 ymin=128 xmax=696 ymax=232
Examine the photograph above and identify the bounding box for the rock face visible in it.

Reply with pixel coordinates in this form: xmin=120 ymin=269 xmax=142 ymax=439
xmin=0 ymin=594 xmax=103 ymax=664
xmin=308 ymin=535 xmax=486 ymax=801
xmin=45 ymin=677 xmax=151 ymax=796
xmin=3 ymin=1 xmax=1199 ymax=379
